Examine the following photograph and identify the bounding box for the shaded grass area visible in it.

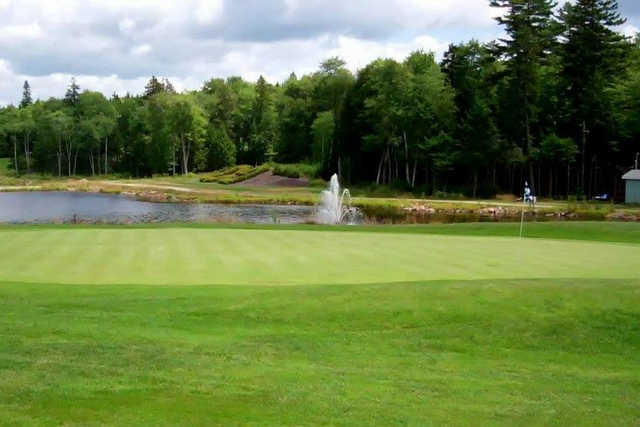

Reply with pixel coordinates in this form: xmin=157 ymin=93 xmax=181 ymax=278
xmin=3 ymin=221 xmax=640 ymax=244
xmin=1 ymin=278 xmax=639 ymax=425
xmin=0 ymin=226 xmax=638 ymax=285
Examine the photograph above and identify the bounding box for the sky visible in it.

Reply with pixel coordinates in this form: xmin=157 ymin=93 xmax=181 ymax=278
xmin=0 ymin=0 xmax=638 ymax=106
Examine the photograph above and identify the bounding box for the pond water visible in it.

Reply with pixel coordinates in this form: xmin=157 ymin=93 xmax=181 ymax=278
xmin=0 ymin=192 xmax=315 ymax=224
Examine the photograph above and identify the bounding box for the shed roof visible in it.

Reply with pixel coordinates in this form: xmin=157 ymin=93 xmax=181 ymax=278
xmin=622 ymin=169 xmax=640 ymax=180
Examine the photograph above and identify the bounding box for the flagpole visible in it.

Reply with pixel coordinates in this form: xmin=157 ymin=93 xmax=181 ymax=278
xmin=519 ymin=203 xmax=525 ymax=239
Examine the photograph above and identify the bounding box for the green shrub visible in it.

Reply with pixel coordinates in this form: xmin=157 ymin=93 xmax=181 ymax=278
xmin=272 ymin=163 xmax=321 ymax=179
xmin=199 ymin=164 xmax=269 ymax=184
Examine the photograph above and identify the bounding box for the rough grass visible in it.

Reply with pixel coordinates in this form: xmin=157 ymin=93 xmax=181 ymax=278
xmin=1 ymin=223 xmax=639 ymax=425
xmin=1 ymin=278 xmax=639 ymax=425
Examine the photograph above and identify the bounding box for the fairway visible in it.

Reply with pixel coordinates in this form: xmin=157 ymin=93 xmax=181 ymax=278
xmin=0 ymin=227 xmax=639 ymax=285
xmin=1 ymin=223 xmax=639 ymax=425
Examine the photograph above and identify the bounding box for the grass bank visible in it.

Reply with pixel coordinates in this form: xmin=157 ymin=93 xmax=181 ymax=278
xmin=1 ymin=278 xmax=639 ymax=425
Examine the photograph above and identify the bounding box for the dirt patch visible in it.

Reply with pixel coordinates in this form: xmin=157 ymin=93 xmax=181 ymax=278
xmin=233 ymin=171 xmax=309 ymax=187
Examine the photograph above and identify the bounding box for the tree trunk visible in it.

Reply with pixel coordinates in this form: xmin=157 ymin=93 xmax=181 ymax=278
xmin=537 ymin=165 xmax=541 ymax=199
xmin=89 ymin=152 xmax=95 ymax=176
xmin=592 ymin=155 xmax=598 ymax=198
xmin=567 ymin=163 xmax=570 ymax=200
xmin=411 ymin=159 xmax=417 ymax=189
xmin=581 ymin=120 xmax=587 ymax=195
xmin=73 ymin=148 xmax=79 ymax=175
xmin=181 ymin=134 xmax=190 ymax=175
xmin=104 ymin=136 xmax=108 ymax=175
xmin=67 ymin=145 xmax=71 ymax=177
xmin=549 ymin=167 xmax=553 ymax=199
xmin=23 ymin=133 xmax=31 ymax=174
xmin=403 ymin=131 xmax=410 ymax=185
xmin=472 ymin=170 xmax=478 ymax=199
xmin=376 ymin=151 xmax=384 ymax=185
xmin=394 ymin=147 xmax=399 ymax=183
xmin=387 ymin=147 xmax=391 ymax=185
xmin=433 ymin=168 xmax=437 ymax=195
xmin=57 ymin=136 xmax=62 ymax=177
xmin=382 ymin=150 xmax=387 ymax=185
xmin=524 ymin=102 xmax=536 ymax=196
xmin=172 ymin=139 xmax=176 ymax=175
xmin=13 ymin=136 xmax=19 ymax=176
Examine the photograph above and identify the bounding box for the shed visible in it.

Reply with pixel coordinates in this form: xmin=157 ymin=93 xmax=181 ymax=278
xmin=622 ymin=169 xmax=640 ymax=203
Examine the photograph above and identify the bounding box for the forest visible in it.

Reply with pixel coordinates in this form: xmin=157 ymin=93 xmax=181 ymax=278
xmin=0 ymin=0 xmax=639 ymax=200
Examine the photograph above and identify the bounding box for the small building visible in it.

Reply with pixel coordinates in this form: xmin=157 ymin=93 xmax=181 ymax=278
xmin=622 ymin=170 xmax=640 ymax=203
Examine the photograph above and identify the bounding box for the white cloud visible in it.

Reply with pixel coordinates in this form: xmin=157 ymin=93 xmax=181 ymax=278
xmin=194 ymin=0 xmax=223 ymax=24
xmin=119 ymin=18 xmax=136 ymax=34
xmin=0 ymin=31 xmax=454 ymax=106
xmin=1 ymin=22 xmax=44 ymax=40
xmin=622 ymin=24 xmax=639 ymax=38
xmin=131 ymin=44 xmax=152 ymax=56
xmin=3 ymin=0 xmax=635 ymax=105
xmin=328 ymin=35 xmax=448 ymax=71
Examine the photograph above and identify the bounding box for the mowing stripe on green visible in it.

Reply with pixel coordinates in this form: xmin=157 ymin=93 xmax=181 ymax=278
xmin=0 ymin=228 xmax=638 ymax=285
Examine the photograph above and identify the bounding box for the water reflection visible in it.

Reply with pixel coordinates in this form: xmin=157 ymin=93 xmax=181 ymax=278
xmin=0 ymin=192 xmax=314 ymax=224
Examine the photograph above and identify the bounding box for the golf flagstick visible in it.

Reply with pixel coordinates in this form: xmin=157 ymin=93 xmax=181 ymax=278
xmin=519 ymin=203 xmax=525 ymax=238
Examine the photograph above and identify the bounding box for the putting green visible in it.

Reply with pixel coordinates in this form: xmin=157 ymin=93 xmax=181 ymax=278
xmin=0 ymin=228 xmax=638 ymax=285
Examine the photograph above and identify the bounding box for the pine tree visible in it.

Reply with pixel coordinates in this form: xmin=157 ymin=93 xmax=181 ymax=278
xmin=558 ymin=0 xmax=628 ymax=196
xmin=20 ymin=80 xmax=33 ymax=109
xmin=64 ymin=77 xmax=80 ymax=106
xmin=490 ymin=0 xmax=557 ymax=194
xmin=161 ymin=78 xmax=176 ymax=94
xmin=144 ymin=76 xmax=164 ymax=98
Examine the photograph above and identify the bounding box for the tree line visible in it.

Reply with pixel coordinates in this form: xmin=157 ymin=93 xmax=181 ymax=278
xmin=1 ymin=0 xmax=639 ymax=199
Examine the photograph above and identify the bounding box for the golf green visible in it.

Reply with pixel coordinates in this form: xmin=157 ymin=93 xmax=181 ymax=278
xmin=0 ymin=227 xmax=638 ymax=285
xmin=1 ymin=224 xmax=640 ymax=425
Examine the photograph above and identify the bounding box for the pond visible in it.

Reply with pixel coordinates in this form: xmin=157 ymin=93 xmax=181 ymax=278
xmin=0 ymin=192 xmax=315 ymax=224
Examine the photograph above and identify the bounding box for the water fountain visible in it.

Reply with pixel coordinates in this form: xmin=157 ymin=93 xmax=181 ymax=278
xmin=317 ymin=174 xmax=358 ymax=224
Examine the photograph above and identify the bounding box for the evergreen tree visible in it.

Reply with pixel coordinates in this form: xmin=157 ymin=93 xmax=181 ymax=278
xmin=490 ymin=0 xmax=557 ymax=194
xmin=443 ymin=41 xmax=501 ymax=197
xmin=144 ymin=76 xmax=164 ymax=98
xmin=162 ymin=78 xmax=176 ymax=94
xmin=20 ymin=81 xmax=33 ymax=109
xmin=64 ymin=77 xmax=80 ymax=106
xmin=558 ymin=0 xmax=628 ymax=196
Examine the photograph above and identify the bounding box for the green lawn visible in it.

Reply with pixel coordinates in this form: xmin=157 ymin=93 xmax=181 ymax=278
xmin=0 ymin=226 xmax=639 ymax=285
xmin=1 ymin=223 xmax=639 ymax=425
